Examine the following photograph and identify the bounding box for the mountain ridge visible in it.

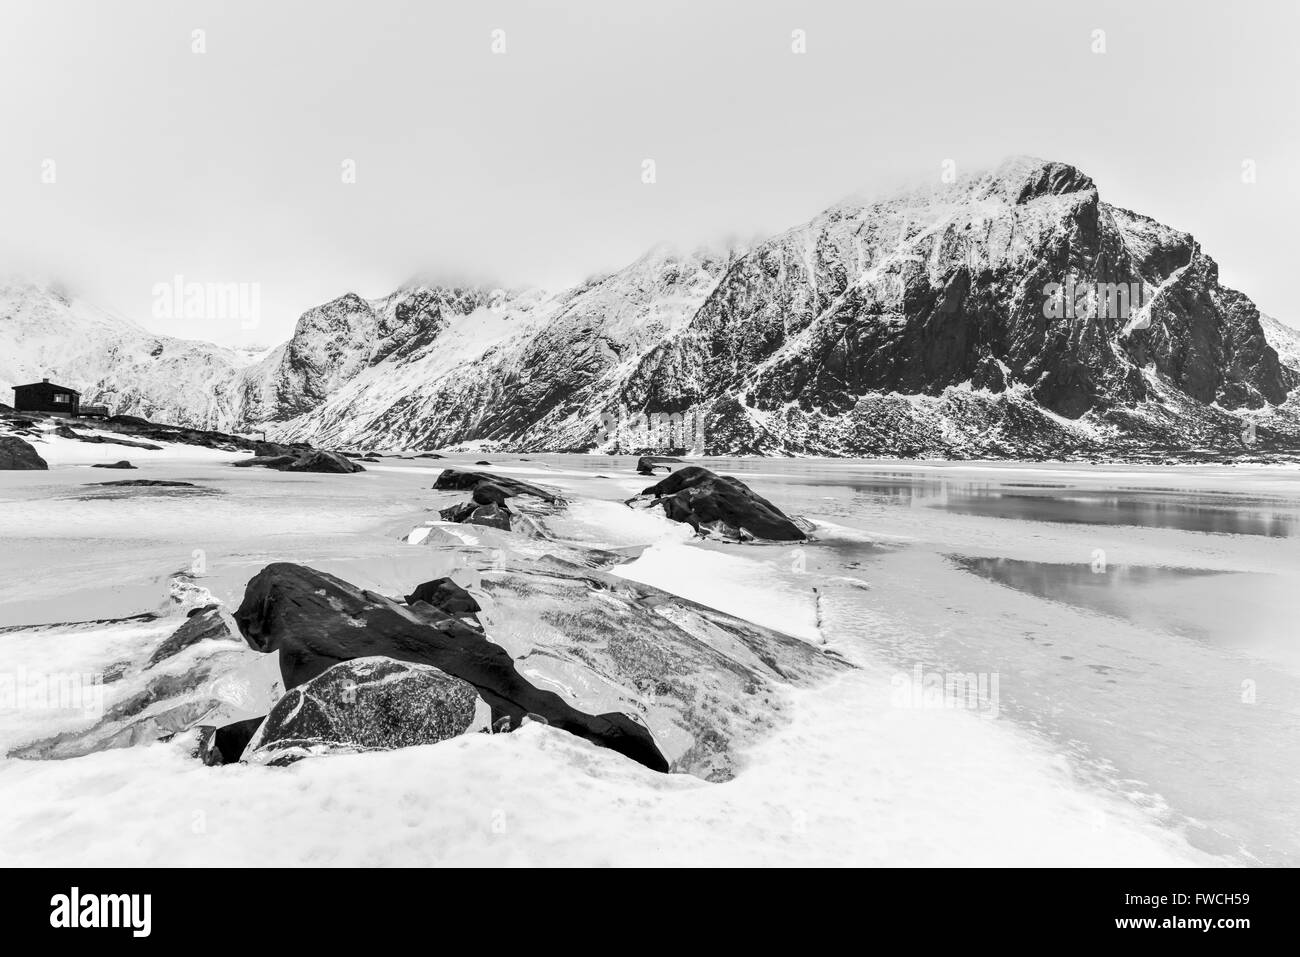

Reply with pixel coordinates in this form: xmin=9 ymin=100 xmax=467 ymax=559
xmin=3 ymin=157 xmax=1298 ymax=460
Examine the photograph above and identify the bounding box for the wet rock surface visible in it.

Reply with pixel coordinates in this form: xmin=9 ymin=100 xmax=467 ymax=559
xmin=633 ymin=466 xmax=807 ymax=541
xmin=243 ymin=657 xmax=483 ymax=765
xmin=0 ymin=435 xmax=48 ymax=470
xmin=232 ymin=562 xmax=669 ymax=772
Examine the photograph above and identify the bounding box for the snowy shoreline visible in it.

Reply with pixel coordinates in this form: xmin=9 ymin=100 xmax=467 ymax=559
xmin=0 ymin=429 xmax=1247 ymax=866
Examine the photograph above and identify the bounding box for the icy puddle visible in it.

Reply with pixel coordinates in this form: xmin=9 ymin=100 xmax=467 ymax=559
xmin=1 ymin=451 xmax=1297 ymax=865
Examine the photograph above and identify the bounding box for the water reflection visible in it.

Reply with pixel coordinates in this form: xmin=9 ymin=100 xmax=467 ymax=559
xmin=951 ymin=555 xmax=1231 ymax=631
xmin=936 ymin=489 xmax=1298 ymax=537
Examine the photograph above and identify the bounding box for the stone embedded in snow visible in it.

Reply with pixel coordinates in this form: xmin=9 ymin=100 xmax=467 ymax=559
xmin=91 ymin=460 xmax=136 ymax=469
xmin=438 ymin=501 xmax=478 ymax=523
xmin=471 ymin=552 xmax=851 ymax=781
xmin=282 ymin=450 xmax=364 ymax=473
xmin=470 ymin=482 xmax=512 ymax=506
xmin=242 ymin=657 xmax=483 ymax=765
xmin=147 ymin=605 xmax=240 ymax=668
xmin=52 ymin=425 xmax=162 ymax=450
xmin=635 ymin=466 xmax=807 ymax=542
xmin=90 ymin=479 xmax=201 ymax=488
xmin=404 ymin=577 xmax=481 ymax=617
xmin=231 ymin=450 xmax=363 ymax=473
xmin=636 ymin=455 xmax=681 ymax=475
xmin=232 ymin=454 xmax=297 ymax=468
xmin=196 ymin=716 xmax=265 ymax=766
xmin=465 ymin=503 xmax=511 ymax=530
xmin=231 ymin=562 xmax=669 ymax=772
xmin=0 ymin=435 xmax=48 ymax=470
xmin=432 ymin=468 xmax=563 ymax=503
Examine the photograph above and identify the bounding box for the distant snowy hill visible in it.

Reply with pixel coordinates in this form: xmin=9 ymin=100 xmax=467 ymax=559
xmin=0 ymin=282 xmax=250 ymax=429
xmin=2 ymin=157 xmax=1297 ymax=459
xmin=1260 ymin=313 xmax=1300 ymax=374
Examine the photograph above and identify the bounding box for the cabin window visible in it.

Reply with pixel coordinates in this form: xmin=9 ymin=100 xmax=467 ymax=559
xmin=54 ymin=394 xmax=70 ymax=404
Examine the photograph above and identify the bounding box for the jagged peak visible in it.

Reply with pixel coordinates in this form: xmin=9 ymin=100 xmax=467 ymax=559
xmin=829 ymin=155 xmax=1097 ymax=217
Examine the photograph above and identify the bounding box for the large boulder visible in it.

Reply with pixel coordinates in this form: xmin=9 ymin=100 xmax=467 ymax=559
xmin=232 ymin=450 xmax=364 ymax=473
xmin=231 ymin=454 xmax=298 ymax=469
xmin=91 ymin=460 xmax=136 ymax=469
xmin=52 ymin=425 xmax=162 ymax=450
xmin=465 ymin=503 xmax=512 ymax=530
xmin=438 ymin=501 xmax=478 ymax=523
xmin=405 ymin=577 xmax=481 ymax=617
xmin=637 ymin=466 xmax=807 ymax=541
xmin=636 ymin=455 xmax=682 ymax=476
xmin=282 ymin=450 xmax=365 ymax=473
xmin=232 ymin=562 xmax=668 ymax=772
xmin=470 ymin=552 xmax=848 ymax=781
xmin=471 ymin=482 xmax=512 ymax=506
xmin=432 ymin=468 xmax=563 ymax=503
xmin=0 ymin=435 xmax=48 ymax=470
xmin=197 ymin=716 xmax=265 ymax=765
xmin=242 ymin=657 xmax=484 ymax=765
xmin=147 ymin=605 xmax=239 ymax=668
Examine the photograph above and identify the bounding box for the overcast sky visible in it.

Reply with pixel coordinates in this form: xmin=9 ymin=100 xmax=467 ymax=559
xmin=1 ymin=0 xmax=1296 ymax=346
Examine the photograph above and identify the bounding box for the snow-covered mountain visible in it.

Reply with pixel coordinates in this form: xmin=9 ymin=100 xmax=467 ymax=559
xmin=3 ymin=157 xmax=1298 ymax=459
xmin=0 ymin=282 xmax=252 ymax=429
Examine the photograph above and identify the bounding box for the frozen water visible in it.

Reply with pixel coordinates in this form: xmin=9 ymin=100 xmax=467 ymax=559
xmin=1 ymin=448 xmax=1295 ymax=865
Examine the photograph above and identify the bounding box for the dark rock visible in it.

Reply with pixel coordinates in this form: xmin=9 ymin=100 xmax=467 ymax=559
xmin=636 ymin=454 xmax=682 ymax=475
xmin=432 ymin=468 xmax=563 ymax=503
xmin=91 ymin=479 xmax=199 ymax=488
xmin=232 ymin=454 xmax=298 ymax=469
xmin=232 ymin=450 xmax=364 ymax=473
xmin=253 ymin=441 xmax=295 ymax=457
xmin=465 ymin=503 xmax=512 ymax=530
xmin=471 ymin=482 xmax=512 ymax=507
xmin=52 ymin=425 xmax=162 ymax=450
xmin=639 ymin=466 xmax=806 ymax=541
xmin=414 ymin=452 xmax=444 ymax=459
xmin=438 ymin=501 xmax=478 ymax=523
xmin=198 ymin=717 xmax=266 ymax=766
xmin=466 ymin=551 xmax=852 ymax=780
xmin=244 ymin=657 xmax=481 ymax=764
xmin=91 ymin=460 xmax=136 ymax=469
xmin=0 ymin=436 xmax=48 ymax=470
xmin=232 ymin=562 xmax=669 ymax=772
xmin=147 ymin=605 xmax=236 ymax=667
xmin=405 ymin=577 xmax=482 ymax=616
xmin=475 ymin=460 xmax=492 ymax=465
xmin=282 ymin=450 xmax=365 ymax=473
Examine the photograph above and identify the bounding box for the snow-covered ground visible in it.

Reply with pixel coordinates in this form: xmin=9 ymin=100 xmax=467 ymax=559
xmin=2 ymin=442 xmax=1295 ymax=866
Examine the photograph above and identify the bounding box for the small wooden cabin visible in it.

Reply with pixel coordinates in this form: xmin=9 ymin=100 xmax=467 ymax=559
xmin=12 ymin=379 xmax=81 ymax=416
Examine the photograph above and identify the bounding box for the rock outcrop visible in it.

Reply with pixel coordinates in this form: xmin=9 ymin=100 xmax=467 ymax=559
xmin=232 ymin=562 xmax=669 ymax=772
xmin=0 ymin=435 xmax=48 ymax=470
xmin=633 ymin=466 xmax=807 ymax=541
xmin=243 ymin=657 xmax=484 ymax=765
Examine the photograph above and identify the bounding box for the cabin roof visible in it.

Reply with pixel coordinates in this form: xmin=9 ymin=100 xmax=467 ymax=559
xmin=13 ymin=381 xmax=80 ymax=394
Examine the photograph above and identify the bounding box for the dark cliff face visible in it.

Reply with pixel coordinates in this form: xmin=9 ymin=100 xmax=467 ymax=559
xmin=237 ymin=157 xmax=1297 ymax=460
xmin=615 ymin=158 xmax=1295 ymax=456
